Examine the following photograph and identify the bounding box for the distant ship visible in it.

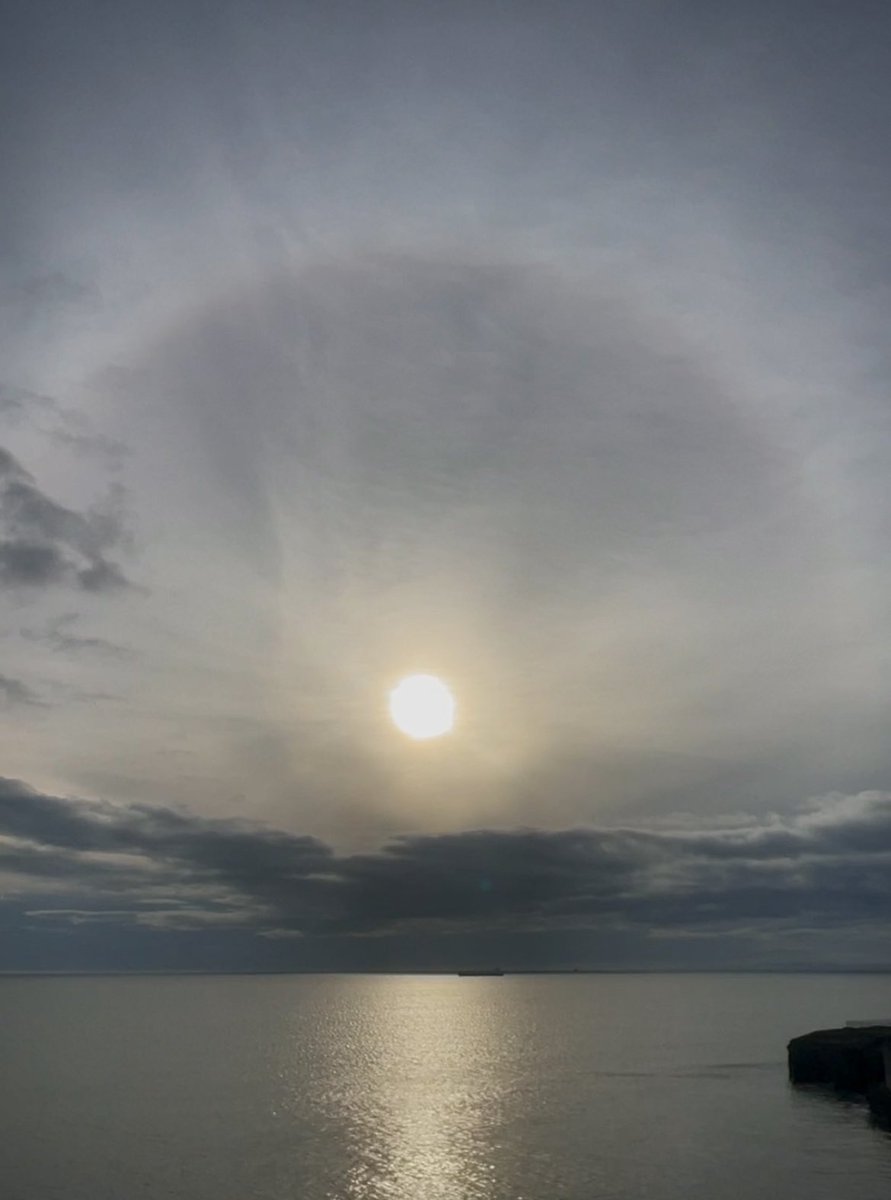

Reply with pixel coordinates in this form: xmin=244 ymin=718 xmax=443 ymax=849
xmin=457 ymin=968 xmax=504 ymax=976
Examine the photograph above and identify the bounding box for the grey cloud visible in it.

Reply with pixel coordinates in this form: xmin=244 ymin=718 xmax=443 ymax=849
xmin=77 ymin=558 xmax=131 ymax=593
xmin=0 ymin=390 xmax=25 ymax=420
xmin=0 ymin=385 xmax=55 ymax=425
xmin=49 ymin=426 xmax=129 ymax=469
xmin=0 ymin=447 xmax=25 ymax=476
xmin=4 ymin=778 xmax=891 ymax=961
xmin=0 ymin=674 xmax=43 ymax=707
xmin=0 ymin=446 xmax=131 ymax=591
xmin=0 ymin=778 xmax=330 ymax=870
xmin=0 ymin=272 xmax=96 ymax=309
xmin=22 ymin=613 xmax=131 ymax=658
xmin=0 ymin=540 xmax=68 ymax=586
xmin=0 ymin=841 xmax=145 ymax=885
xmin=23 ymin=907 xmax=257 ymax=931
xmin=0 ymin=384 xmax=128 ymax=467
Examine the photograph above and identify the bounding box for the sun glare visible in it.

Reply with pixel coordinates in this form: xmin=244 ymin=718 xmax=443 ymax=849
xmin=388 ymin=674 xmax=456 ymax=740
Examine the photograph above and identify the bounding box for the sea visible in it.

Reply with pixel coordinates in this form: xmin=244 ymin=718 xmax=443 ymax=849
xmin=2 ymin=972 xmax=891 ymax=1199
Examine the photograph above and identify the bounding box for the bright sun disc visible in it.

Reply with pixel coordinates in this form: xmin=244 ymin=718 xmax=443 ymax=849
xmin=388 ymin=674 xmax=456 ymax=740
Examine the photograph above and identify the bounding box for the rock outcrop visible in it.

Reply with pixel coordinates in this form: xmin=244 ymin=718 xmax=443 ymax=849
xmin=788 ymin=1026 xmax=891 ymax=1124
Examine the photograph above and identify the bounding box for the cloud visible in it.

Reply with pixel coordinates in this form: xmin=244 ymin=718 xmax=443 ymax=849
xmin=48 ymin=425 xmax=128 ymax=469
xmin=0 ymin=384 xmax=128 ymax=468
xmin=0 ymin=540 xmax=68 ymax=586
xmin=4 ymin=778 xmax=891 ymax=964
xmin=0 ymin=272 xmax=97 ymax=310
xmin=0 ymin=446 xmax=132 ymax=591
xmin=0 ymin=385 xmax=56 ymax=426
xmin=21 ymin=613 xmax=131 ymax=658
xmin=0 ymin=674 xmax=43 ymax=707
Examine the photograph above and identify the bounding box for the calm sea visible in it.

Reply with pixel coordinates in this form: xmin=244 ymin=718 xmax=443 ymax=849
xmin=2 ymin=972 xmax=891 ymax=1199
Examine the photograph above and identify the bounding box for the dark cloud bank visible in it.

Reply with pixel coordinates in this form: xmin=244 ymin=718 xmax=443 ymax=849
xmin=2 ymin=778 xmax=890 ymax=973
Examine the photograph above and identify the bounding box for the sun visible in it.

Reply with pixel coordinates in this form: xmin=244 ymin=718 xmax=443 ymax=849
xmin=388 ymin=674 xmax=456 ymax=740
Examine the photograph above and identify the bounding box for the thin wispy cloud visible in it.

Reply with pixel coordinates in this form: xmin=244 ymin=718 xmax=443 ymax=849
xmin=20 ymin=614 xmax=132 ymax=659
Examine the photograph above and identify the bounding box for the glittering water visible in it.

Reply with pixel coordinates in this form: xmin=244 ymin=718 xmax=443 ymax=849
xmin=2 ymin=973 xmax=891 ymax=1199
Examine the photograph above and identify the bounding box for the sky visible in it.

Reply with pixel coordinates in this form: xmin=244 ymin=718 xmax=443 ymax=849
xmin=3 ymin=0 xmax=891 ymax=971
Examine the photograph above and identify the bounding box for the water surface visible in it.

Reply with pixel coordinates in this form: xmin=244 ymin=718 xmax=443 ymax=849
xmin=2 ymin=972 xmax=890 ymax=1199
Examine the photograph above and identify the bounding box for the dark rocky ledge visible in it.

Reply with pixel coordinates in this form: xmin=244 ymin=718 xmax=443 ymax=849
xmin=788 ymin=1026 xmax=891 ymax=1125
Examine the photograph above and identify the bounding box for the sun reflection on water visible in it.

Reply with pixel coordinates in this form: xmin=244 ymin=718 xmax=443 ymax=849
xmin=278 ymin=975 xmax=525 ymax=1200
xmin=337 ymin=977 xmax=518 ymax=1200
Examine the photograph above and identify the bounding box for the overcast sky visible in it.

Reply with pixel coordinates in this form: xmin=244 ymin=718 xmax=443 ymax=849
xmin=3 ymin=0 xmax=891 ymax=971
